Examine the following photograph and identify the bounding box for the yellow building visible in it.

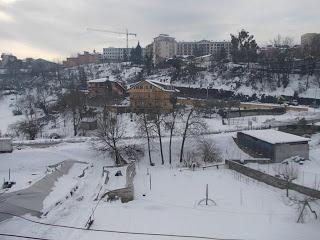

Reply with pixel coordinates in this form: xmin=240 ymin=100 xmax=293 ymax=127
xmin=128 ymin=80 xmax=178 ymax=112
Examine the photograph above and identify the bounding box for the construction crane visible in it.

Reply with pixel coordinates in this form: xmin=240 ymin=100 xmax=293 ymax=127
xmin=87 ymin=27 xmax=137 ymax=61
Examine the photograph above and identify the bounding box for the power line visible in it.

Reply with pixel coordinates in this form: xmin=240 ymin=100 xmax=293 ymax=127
xmin=0 ymin=211 xmax=246 ymax=240
xmin=0 ymin=233 xmax=52 ymax=240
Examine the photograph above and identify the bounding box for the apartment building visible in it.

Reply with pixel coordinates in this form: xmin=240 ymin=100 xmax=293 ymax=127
xmin=103 ymin=47 xmax=132 ymax=62
xmin=103 ymin=47 xmax=145 ymax=62
xmin=177 ymin=40 xmax=231 ymax=56
xmin=148 ymin=34 xmax=231 ymax=65
xmin=153 ymin=34 xmax=177 ymax=66
xmin=63 ymin=51 xmax=101 ymax=67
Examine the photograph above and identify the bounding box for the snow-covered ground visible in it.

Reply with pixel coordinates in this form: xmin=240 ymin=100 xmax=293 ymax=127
xmin=0 ymin=94 xmax=24 ymax=135
xmin=0 ymin=135 xmax=319 ymax=240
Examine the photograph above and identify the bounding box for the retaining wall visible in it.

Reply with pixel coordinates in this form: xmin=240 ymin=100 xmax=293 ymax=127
xmin=226 ymin=160 xmax=320 ymax=199
xmin=105 ymin=162 xmax=136 ymax=203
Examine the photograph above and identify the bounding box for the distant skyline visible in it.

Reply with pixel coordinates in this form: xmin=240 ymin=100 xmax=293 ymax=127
xmin=0 ymin=0 xmax=319 ymax=60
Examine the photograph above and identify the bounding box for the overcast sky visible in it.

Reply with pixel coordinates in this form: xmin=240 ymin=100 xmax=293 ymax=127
xmin=0 ymin=0 xmax=319 ymax=60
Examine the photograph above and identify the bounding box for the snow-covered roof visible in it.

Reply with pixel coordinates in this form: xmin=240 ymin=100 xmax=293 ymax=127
xmin=88 ymin=77 xmax=111 ymax=83
xmin=145 ymin=80 xmax=179 ymax=92
xmin=240 ymin=129 xmax=310 ymax=144
xmin=128 ymin=80 xmax=179 ymax=93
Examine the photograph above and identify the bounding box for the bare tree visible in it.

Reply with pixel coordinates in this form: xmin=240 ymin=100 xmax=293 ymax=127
xmin=197 ymin=139 xmax=222 ymax=164
xmin=136 ymin=111 xmax=155 ymax=166
xmin=12 ymin=118 xmax=43 ymax=140
xmin=179 ymin=107 xmax=207 ymax=163
xmin=62 ymin=88 xmax=86 ymax=136
xmin=164 ymin=97 xmax=180 ymax=165
xmin=314 ymin=71 xmax=320 ymax=88
xmin=11 ymin=93 xmax=44 ymax=140
xmin=183 ymin=150 xmax=200 ymax=169
xmin=277 ymin=162 xmax=299 ymax=197
xmin=95 ymin=113 xmax=143 ymax=165
xmin=271 ymin=34 xmax=295 ymax=47
xmin=150 ymin=108 xmax=166 ymax=165
xmin=35 ymin=86 xmax=54 ymax=116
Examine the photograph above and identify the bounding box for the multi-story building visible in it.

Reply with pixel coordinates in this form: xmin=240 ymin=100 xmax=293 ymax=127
xmin=148 ymin=34 xmax=232 ymax=65
xmin=128 ymin=79 xmax=178 ymax=112
xmin=103 ymin=47 xmax=132 ymax=62
xmin=63 ymin=51 xmax=101 ymax=67
xmin=103 ymin=46 xmax=145 ymax=62
xmin=153 ymin=34 xmax=177 ymax=66
xmin=301 ymin=33 xmax=319 ymax=47
xmin=177 ymin=40 xmax=231 ymax=56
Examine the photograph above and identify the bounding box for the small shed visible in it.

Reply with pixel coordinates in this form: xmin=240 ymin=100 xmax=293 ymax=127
xmin=79 ymin=118 xmax=98 ymax=131
xmin=237 ymin=129 xmax=310 ymax=162
xmin=0 ymin=138 xmax=13 ymax=153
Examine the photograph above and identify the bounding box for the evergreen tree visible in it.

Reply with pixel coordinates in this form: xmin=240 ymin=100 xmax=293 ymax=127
xmin=215 ymin=47 xmax=227 ymax=62
xmin=130 ymin=47 xmax=136 ymax=63
xmin=230 ymin=29 xmax=259 ymax=64
xmin=135 ymin=41 xmax=143 ymax=64
xmin=130 ymin=42 xmax=143 ymax=65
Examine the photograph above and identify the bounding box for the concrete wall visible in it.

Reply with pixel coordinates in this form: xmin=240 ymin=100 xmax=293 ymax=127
xmin=237 ymin=133 xmax=309 ymax=162
xmin=0 ymin=138 xmax=13 ymax=153
xmin=105 ymin=162 xmax=136 ymax=203
xmin=237 ymin=132 xmax=274 ymax=159
xmin=226 ymin=160 xmax=320 ymax=199
xmin=274 ymin=143 xmax=309 ymax=162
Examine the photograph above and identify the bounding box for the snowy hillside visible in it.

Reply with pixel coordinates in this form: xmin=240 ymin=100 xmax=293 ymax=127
xmin=67 ymin=62 xmax=320 ymax=100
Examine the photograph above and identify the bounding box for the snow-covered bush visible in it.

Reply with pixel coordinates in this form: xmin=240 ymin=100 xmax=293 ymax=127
xmin=197 ymin=139 xmax=223 ymax=163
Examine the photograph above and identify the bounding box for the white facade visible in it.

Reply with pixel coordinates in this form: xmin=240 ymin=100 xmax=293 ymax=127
xmin=103 ymin=48 xmax=132 ymax=62
xmin=177 ymin=40 xmax=231 ymax=56
xmin=153 ymin=34 xmax=177 ymax=65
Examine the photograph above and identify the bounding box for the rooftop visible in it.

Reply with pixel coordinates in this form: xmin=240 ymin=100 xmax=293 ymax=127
xmin=240 ymin=129 xmax=310 ymax=144
xmin=146 ymin=80 xmax=179 ymax=92
xmin=88 ymin=77 xmax=110 ymax=83
xmin=128 ymin=80 xmax=179 ymax=93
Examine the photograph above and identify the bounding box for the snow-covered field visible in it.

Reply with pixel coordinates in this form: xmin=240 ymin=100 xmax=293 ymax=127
xmin=0 ymin=135 xmax=319 ymax=240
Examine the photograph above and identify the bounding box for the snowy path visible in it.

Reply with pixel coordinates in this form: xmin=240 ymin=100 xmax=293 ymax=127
xmin=0 ymin=160 xmax=86 ymax=222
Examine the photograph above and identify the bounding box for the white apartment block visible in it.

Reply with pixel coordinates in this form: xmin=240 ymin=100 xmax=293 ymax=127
xmin=177 ymin=40 xmax=231 ymax=56
xmin=153 ymin=34 xmax=177 ymax=65
xmin=103 ymin=47 xmax=132 ymax=62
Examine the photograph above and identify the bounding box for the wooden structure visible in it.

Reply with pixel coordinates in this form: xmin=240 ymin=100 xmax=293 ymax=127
xmin=128 ymin=80 xmax=178 ymax=112
xmin=87 ymin=77 xmax=125 ymax=98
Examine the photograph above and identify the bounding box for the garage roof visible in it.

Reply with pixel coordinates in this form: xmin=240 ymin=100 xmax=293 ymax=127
xmin=240 ymin=129 xmax=310 ymax=144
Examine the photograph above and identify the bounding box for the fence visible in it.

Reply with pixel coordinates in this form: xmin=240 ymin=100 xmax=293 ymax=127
xmin=226 ymin=160 xmax=320 ymax=199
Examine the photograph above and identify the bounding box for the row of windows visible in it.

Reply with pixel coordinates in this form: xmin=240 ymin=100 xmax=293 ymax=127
xmin=132 ymin=101 xmax=171 ymax=107
xmin=132 ymin=85 xmax=158 ymax=90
